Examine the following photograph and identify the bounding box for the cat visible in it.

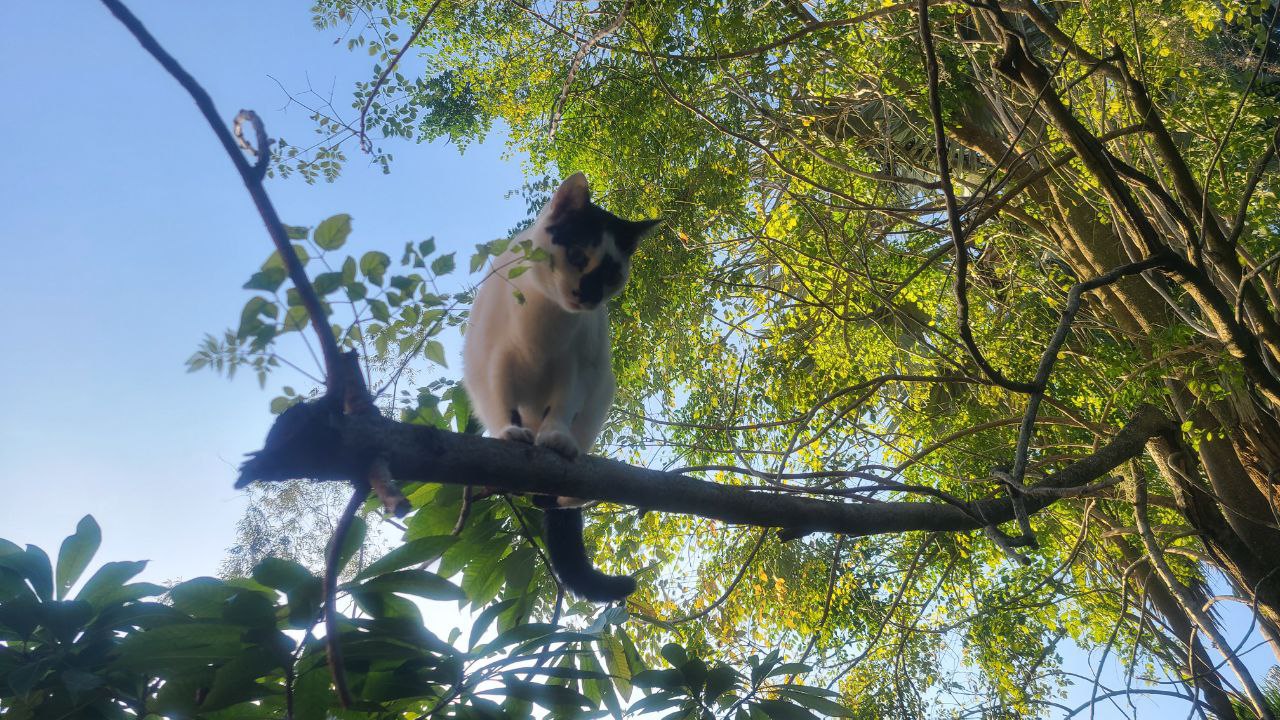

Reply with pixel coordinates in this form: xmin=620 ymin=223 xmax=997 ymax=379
xmin=462 ymin=172 xmax=660 ymax=602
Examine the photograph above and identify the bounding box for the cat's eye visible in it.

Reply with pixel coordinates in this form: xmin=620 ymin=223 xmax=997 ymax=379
xmin=565 ymin=247 xmax=588 ymax=270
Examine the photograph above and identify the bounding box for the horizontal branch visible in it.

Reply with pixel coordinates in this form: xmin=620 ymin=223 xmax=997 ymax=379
xmin=241 ymin=402 xmax=1172 ymax=539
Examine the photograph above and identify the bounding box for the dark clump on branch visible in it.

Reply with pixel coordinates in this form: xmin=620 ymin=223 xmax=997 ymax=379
xmin=237 ymin=395 xmax=370 ymax=487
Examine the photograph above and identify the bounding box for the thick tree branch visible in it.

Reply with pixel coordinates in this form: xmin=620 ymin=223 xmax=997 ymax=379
xmin=241 ymin=403 xmax=1172 ymax=539
xmin=1132 ymin=465 xmax=1275 ymax=720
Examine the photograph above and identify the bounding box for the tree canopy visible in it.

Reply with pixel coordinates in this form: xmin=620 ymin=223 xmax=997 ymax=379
xmin=279 ymin=0 xmax=1280 ymax=716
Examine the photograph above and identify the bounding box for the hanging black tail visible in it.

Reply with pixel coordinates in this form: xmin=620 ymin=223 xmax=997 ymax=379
xmin=538 ymin=499 xmax=636 ymax=602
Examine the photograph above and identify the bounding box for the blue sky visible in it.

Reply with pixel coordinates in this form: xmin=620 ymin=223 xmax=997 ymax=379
xmin=0 ymin=1 xmax=1274 ymax=716
xmin=0 ymin=0 xmax=526 ymax=580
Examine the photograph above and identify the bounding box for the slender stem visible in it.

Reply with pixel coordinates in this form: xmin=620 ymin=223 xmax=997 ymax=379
xmin=324 ymin=484 xmax=368 ymax=709
xmin=918 ymin=0 xmax=1036 ymax=394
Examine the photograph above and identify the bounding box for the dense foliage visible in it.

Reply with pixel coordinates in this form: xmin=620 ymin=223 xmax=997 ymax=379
xmin=2 ymin=517 xmax=858 ymax=719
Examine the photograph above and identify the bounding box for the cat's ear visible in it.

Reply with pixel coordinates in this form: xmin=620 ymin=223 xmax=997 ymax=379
xmin=617 ymin=218 xmax=663 ymax=255
xmin=547 ymin=172 xmax=590 ymax=220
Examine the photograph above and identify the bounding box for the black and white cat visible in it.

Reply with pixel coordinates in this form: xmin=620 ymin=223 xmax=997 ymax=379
xmin=462 ymin=172 xmax=659 ymax=602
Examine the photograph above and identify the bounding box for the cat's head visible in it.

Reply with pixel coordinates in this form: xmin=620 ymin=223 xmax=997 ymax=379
xmin=528 ymin=172 xmax=661 ymax=313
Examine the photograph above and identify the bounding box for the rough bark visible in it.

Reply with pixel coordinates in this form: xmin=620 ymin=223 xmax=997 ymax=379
xmin=238 ymin=402 xmax=1172 ymax=540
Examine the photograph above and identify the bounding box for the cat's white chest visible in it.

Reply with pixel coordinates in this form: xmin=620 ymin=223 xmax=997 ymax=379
xmin=462 ymin=269 xmax=615 ymax=448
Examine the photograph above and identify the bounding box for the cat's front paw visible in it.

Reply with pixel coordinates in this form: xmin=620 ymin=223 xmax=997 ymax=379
xmin=500 ymin=425 xmax=536 ymax=444
xmin=536 ymin=428 xmax=580 ymax=459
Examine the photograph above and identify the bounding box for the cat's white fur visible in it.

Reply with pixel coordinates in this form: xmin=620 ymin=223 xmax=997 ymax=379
xmin=463 ymin=173 xmax=627 ymax=465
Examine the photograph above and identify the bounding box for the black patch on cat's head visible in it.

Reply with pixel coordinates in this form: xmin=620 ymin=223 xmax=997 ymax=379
xmin=538 ymin=173 xmax=662 ymax=310
xmin=574 ymin=255 xmax=624 ymax=306
xmin=547 ymin=208 xmax=660 ymax=258
xmin=544 ymin=174 xmax=661 ymax=258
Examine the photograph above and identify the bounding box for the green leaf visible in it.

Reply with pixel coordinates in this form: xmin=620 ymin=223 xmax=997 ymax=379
xmin=501 ymin=665 xmax=609 ymax=682
xmin=292 ymin=667 xmax=333 ymax=720
xmin=284 ymin=224 xmax=310 ymax=240
xmin=703 ymin=664 xmax=740 ymax=702
xmin=462 ymin=549 xmax=505 ymax=606
xmin=754 ymin=700 xmax=819 ymax=720
xmin=238 ymin=297 xmax=277 ymax=340
xmin=480 ymin=622 xmax=557 ymax=653
xmin=312 ymin=271 xmax=344 ymax=295
xmin=0 ymin=596 xmax=40 ymax=636
xmin=283 ymin=306 xmax=309 ymax=332
xmin=508 ymin=265 xmax=528 ymax=279
xmin=199 ymin=647 xmax=282 ymax=711
xmin=357 ymin=569 xmax=466 ymax=601
xmin=601 ymin=631 xmax=633 ymax=699
xmin=252 ymin=558 xmax=321 ymax=629
xmin=168 ymin=576 xmax=237 ymax=616
xmin=56 ymin=515 xmax=100 ymax=600
xmin=432 ymin=252 xmax=457 ymax=275
xmin=775 ymin=687 xmax=855 ymax=717
xmin=331 ymin=515 xmax=367 ymax=578
xmin=243 ymin=267 xmax=287 ymax=292
xmin=469 ymin=597 xmax=521 ymax=650
xmin=498 ymin=679 xmax=595 ymax=711
xmin=115 ymin=623 xmax=246 ymax=671
xmin=18 ymin=546 xmax=52 ymax=601
xmin=252 ymin=557 xmax=315 ymax=593
xmin=632 ymin=669 xmax=685 ymax=692
xmin=390 ymin=275 xmax=419 ymax=294
xmin=360 ymin=251 xmax=392 ymax=285
xmin=7 ymin=656 xmax=50 ymax=695
xmin=767 ymin=662 xmax=813 ymax=678
xmin=341 ymin=256 xmax=358 ymax=283
xmin=488 ymin=237 xmax=512 ymax=256
xmin=628 ymin=691 xmax=679 ymax=715
xmin=425 ymin=340 xmax=447 ymax=367
xmin=354 ymin=536 xmax=457 ymax=582
xmin=61 ymin=668 xmax=104 ymax=693
xmin=579 ymin=648 xmax=618 ymax=714
xmin=661 ymin=643 xmax=688 ymax=668
xmin=345 ymin=282 xmax=368 ymax=301
xmin=368 ymin=298 xmax=390 ymax=323
xmin=418 ymin=238 xmax=436 ymax=256
xmin=91 ymin=599 xmax=183 ymax=631
xmin=0 ymin=545 xmax=35 ymax=596
xmin=314 ymin=213 xmax=352 ymax=250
